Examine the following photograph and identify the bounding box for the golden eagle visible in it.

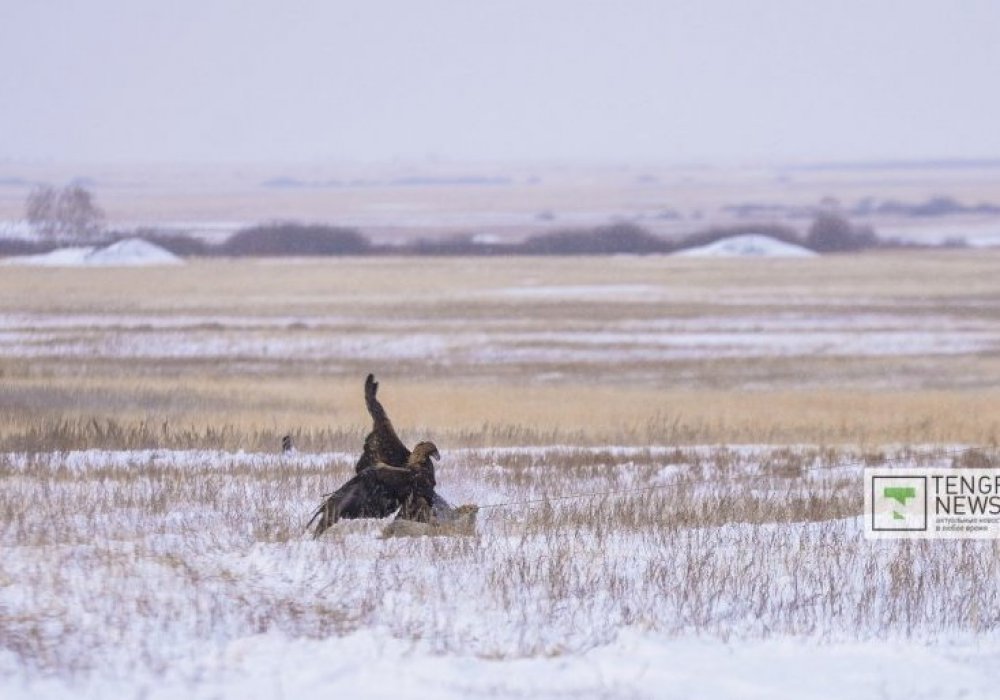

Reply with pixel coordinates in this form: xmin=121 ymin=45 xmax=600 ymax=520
xmin=307 ymin=374 xmax=456 ymax=537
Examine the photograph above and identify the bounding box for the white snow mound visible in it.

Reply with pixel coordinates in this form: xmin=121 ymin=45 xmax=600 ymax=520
xmin=4 ymin=238 xmax=182 ymax=267
xmin=84 ymin=238 xmax=182 ymax=266
xmin=674 ymin=234 xmax=818 ymax=258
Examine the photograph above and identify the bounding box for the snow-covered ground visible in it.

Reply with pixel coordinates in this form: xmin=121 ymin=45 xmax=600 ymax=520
xmin=6 ymin=628 xmax=998 ymax=700
xmin=1 ymin=446 xmax=998 ymax=699
xmin=0 ymin=309 xmax=996 ymax=364
xmin=0 ymin=220 xmax=36 ymax=240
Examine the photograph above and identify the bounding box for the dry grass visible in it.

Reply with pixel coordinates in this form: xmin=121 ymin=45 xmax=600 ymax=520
xmin=1 ymin=383 xmax=999 ymax=451
xmin=2 ymin=252 xmax=999 ymax=447
xmin=2 ymin=251 xmax=1000 ymax=312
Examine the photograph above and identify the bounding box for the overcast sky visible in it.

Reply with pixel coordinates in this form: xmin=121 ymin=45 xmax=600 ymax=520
xmin=1 ymin=0 xmax=998 ymax=165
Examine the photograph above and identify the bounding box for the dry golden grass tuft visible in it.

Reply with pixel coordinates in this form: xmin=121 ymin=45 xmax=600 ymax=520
xmin=2 ymin=383 xmax=999 ymax=451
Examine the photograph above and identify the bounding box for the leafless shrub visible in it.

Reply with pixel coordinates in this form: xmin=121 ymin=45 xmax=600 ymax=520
xmin=805 ymin=213 xmax=878 ymax=252
xmin=520 ymin=223 xmax=669 ymax=255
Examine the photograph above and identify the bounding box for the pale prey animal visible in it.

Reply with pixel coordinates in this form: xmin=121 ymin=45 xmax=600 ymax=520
xmin=307 ymin=374 xmax=460 ymax=537
xmin=380 ymin=504 xmax=480 ymax=539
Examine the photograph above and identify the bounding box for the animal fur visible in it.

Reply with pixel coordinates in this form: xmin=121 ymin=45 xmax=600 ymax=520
xmin=380 ymin=504 xmax=479 ymax=539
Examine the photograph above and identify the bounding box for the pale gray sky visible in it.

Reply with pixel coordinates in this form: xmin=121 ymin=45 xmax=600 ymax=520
xmin=1 ymin=0 xmax=998 ymax=165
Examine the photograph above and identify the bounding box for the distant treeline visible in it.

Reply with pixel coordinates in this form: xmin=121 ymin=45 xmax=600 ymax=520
xmin=852 ymin=195 xmax=1000 ymax=217
xmin=172 ymin=215 xmax=888 ymax=256
xmin=723 ymin=195 xmax=1000 ymax=221
xmin=0 ymin=214 xmax=932 ymax=259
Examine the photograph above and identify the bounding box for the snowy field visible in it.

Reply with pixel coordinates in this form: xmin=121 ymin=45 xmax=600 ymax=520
xmin=2 ymin=254 xmax=1000 ymax=697
xmin=2 ymin=309 xmax=996 ymax=365
xmin=2 ymin=444 xmax=999 ymax=699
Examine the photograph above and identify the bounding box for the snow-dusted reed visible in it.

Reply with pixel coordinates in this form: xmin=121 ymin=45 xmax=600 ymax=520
xmin=2 ymin=445 xmax=999 ymax=698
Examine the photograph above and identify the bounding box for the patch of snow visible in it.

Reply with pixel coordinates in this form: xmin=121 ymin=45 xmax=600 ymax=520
xmin=966 ymin=233 xmax=1000 ymax=248
xmin=5 ymin=628 xmax=996 ymax=700
xmin=498 ymin=284 xmax=666 ymax=300
xmin=83 ymin=238 xmax=182 ymax=266
xmin=471 ymin=233 xmax=507 ymax=245
xmin=3 ymin=238 xmax=181 ymax=267
xmin=0 ymin=220 xmax=36 ymax=239
xmin=0 ymin=309 xmax=996 ymax=363
xmin=5 ymin=246 xmax=97 ymax=266
xmin=673 ymin=234 xmax=818 ymax=258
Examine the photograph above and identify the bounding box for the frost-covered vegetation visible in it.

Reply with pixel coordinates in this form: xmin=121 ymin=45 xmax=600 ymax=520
xmin=2 ymin=445 xmax=999 ymax=698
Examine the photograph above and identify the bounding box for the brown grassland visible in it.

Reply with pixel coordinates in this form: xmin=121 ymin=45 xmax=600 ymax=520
xmin=1 ymin=251 xmax=998 ymax=450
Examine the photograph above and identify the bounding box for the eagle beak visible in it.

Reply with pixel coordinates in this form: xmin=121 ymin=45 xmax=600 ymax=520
xmin=431 ymin=449 xmax=441 ymax=461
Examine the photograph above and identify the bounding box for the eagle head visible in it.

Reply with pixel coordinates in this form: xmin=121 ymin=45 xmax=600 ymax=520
xmin=411 ymin=441 xmax=440 ymax=463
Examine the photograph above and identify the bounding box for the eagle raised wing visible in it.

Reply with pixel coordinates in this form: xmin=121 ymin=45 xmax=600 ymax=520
xmin=355 ymin=373 xmax=411 ymax=472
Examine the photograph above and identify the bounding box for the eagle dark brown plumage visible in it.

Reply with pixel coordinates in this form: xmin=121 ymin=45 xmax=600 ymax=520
xmin=307 ymin=374 xmax=454 ymax=538
xmin=353 ymin=374 xmax=412 ymax=473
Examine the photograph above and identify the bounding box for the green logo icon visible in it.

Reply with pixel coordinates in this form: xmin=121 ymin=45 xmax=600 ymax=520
xmin=869 ymin=474 xmax=928 ymax=534
xmin=883 ymin=486 xmax=916 ymax=521
xmin=884 ymin=486 xmax=916 ymax=506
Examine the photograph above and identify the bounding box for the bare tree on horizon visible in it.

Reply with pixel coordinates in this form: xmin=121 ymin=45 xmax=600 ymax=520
xmin=26 ymin=184 xmax=104 ymax=239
